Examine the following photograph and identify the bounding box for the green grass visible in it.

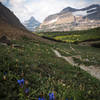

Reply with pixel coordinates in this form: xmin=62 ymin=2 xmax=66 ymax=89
xmin=0 ymin=37 xmax=100 ymax=100
xmin=54 ymin=42 xmax=100 ymax=66
xmin=37 ymin=27 xmax=100 ymax=43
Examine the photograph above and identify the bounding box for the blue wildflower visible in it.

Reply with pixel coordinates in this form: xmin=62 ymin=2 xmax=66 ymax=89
xmin=49 ymin=93 xmax=54 ymax=100
xmin=17 ymin=80 xmax=21 ymax=85
xmin=21 ymin=78 xmax=24 ymax=85
xmin=25 ymin=88 xmax=29 ymax=94
xmin=38 ymin=97 xmax=45 ymax=100
xmin=17 ymin=78 xmax=24 ymax=86
xmin=4 ymin=72 xmax=7 ymax=75
xmin=38 ymin=98 xmax=41 ymax=100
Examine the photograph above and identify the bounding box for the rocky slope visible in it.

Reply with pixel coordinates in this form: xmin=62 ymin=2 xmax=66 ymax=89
xmin=0 ymin=2 xmax=25 ymax=30
xmin=0 ymin=2 xmax=51 ymax=43
xmin=23 ymin=17 xmax=40 ymax=32
xmin=36 ymin=4 xmax=100 ymax=32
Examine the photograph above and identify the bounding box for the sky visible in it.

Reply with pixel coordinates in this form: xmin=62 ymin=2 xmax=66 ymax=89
xmin=0 ymin=0 xmax=100 ymax=22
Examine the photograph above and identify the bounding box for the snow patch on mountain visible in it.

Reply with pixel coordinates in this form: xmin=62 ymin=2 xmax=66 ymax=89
xmin=88 ymin=11 xmax=97 ymax=15
xmin=73 ymin=7 xmax=97 ymax=16
xmin=87 ymin=7 xmax=97 ymax=11
xmin=73 ymin=11 xmax=87 ymax=16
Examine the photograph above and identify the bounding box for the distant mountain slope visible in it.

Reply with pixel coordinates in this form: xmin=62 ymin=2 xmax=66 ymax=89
xmin=23 ymin=17 xmax=40 ymax=32
xmin=0 ymin=2 xmax=25 ymax=30
xmin=0 ymin=2 xmax=53 ymax=43
xmin=36 ymin=4 xmax=100 ymax=32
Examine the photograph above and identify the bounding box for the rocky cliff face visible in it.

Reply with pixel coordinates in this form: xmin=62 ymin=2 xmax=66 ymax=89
xmin=36 ymin=4 xmax=100 ymax=32
xmin=23 ymin=17 xmax=40 ymax=32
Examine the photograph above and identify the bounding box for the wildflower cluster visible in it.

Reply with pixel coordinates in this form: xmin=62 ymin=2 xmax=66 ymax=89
xmin=17 ymin=78 xmax=29 ymax=95
xmin=38 ymin=93 xmax=72 ymax=100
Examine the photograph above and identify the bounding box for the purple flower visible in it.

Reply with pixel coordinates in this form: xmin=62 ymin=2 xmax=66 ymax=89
xmin=21 ymin=78 xmax=24 ymax=85
xmin=49 ymin=93 xmax=54 ymax=100
xmin=4 ymin=72 xmax=7 ymax=75
xmin=38 ymin=97 xmax=45 ymax=100
xmin=25 ymin=88 xmax=29 ymax=94
xmin=17 ymin=78 xmax=24 ymax=86
xmin=17 ymin=80 xmax=21 ymax=85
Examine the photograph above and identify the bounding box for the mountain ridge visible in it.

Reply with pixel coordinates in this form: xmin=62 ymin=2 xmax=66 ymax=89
xmin=36 ymin=4 xmax=100 ymax=32
xmin=0 ymin=3 xmax=47 ymax=42
xmin=0 ymin=2 xmax=25 ymax=30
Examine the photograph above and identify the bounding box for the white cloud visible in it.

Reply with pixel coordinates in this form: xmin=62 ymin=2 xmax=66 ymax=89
xmin=0 ymin=0 xmax=6 ymax=2
xmin=2 ymin=0 xmax=100 ymax=22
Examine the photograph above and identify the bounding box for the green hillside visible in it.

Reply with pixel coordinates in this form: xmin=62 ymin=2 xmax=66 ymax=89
xmin=37 ymin=27 xmax=100 ymax=43
xmin=0 ymin=36 xmax=100 ymax=100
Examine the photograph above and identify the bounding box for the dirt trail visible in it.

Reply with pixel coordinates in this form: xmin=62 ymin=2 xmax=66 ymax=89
xmin=53 ymin=49 xmax=100 ymax=80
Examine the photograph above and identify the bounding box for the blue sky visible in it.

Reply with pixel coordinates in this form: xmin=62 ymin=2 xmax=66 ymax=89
xmin=0 ymin=0 xmax=100 ymax=22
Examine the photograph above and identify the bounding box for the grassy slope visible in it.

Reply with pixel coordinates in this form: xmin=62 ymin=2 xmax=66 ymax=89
xmin=0 ymin=37 xmax=100 ymax=100
xmin=55 ymin=43 xmax=100 ymax=66
xmin=37 ymin=27 xmax=100 ymax=43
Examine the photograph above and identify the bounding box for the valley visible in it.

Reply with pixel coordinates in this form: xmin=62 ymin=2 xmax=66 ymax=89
xmin=0 ymin=1 xmax=100 ymax=100
xmin=0 ymin=37 xmax=100 ymax=100
xmin=37 ymin=27 xmax=100 ymax=47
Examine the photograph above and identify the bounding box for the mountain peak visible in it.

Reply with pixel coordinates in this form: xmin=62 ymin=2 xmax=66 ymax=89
xmin=81 ymin=4 xmax=100 ymax=11
xmin=61 ymin=4 xmax=100 ymax=13
xmin=28 ymin=16 xmax=39 ymax=23
xmin=88 ymin=4 xmax=100 ymax=8
xmin=23 ymin=16 xmax=40 ymax=32
xmin=36 ymin=4 xmax=100 ymax=32
xmin=61 ymin=7 xmax=77 ymax=13
xmin=30 ymin=16 xmax=35 ymax=20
